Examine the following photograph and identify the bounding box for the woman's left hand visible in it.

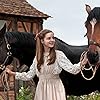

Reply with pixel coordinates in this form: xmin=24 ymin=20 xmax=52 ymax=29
xmin=80 ymin=52 xmax=88 ymax=66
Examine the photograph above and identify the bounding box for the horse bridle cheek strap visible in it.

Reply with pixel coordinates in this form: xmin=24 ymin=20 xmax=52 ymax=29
xmin=0 ymin=36 xmax=12 ymax=71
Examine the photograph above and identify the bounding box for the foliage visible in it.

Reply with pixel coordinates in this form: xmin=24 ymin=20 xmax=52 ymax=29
xmin=67 ymin=91 xmax=100 ymax=100
xmin=16 ymin=87 xmax=100 ymax=100
xmin=16 ymin=86 xmax=33 ymax=100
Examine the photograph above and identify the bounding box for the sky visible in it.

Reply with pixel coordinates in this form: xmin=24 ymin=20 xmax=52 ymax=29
xmin=27 ymin=1 xmax=100 ymax=45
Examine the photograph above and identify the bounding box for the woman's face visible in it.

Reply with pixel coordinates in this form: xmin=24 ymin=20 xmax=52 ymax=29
xmin=42 ymin=32 xmax=55 ymax=49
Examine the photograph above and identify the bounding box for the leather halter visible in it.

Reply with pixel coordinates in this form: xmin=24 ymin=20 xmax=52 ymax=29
xmin=0 ymin=36 xmax=12 ymax=71
xmin=89 ymin=40 xmax=100 ymax=48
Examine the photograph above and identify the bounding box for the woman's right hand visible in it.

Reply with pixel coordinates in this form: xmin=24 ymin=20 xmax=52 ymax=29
xmin=6 ymin=67 xmax=15 ymax=76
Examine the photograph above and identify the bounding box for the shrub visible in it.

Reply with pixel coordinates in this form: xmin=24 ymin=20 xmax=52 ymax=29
xmin=67 ymin=91 xmax=100 ymax=100
xmin=16 ymin=86 xmax=33 ymax=100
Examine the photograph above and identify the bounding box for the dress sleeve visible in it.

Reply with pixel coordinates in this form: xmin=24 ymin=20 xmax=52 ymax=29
xmin=15 ymin=57 xmax=37 ymax=81
xmin=57 ymin=50 xmax=81 ymax=75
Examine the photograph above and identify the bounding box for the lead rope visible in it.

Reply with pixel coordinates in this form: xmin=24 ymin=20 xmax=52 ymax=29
xmin=1 ymin=70 xmax=10 ymax=100
xmin=80 ymin=51 xmax=98 ymax=80
xmin=0 ymin=36 xmax=11 ymax=100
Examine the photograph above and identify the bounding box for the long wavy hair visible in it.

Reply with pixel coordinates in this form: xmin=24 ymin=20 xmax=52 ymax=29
xmin=36 ymin=29 xmax=56 ymax=71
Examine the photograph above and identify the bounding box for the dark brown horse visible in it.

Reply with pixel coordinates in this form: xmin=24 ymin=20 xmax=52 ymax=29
xmin=0 ymin=12 xmax=100 ymax=96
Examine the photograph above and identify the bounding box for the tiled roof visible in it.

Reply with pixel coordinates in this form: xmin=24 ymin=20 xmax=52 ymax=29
xmin=0 ymin=0 xmax=50 ymax=18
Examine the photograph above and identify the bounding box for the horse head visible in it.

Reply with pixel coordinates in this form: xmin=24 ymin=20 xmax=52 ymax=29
xmin=85 ymin=4 xmax=100 ymax=65
xmin=0 ymin=23 xmax=36 ymax=74
xmin=0 ymin=24 xmax=12 ymax=73
xmin=80 ymin=5 xmax=100 ymax=80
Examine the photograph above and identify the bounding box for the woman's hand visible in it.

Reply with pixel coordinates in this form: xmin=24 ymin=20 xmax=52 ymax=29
xmin=80 ymin=52 xmax=88 ymax=66
xmin=6 ymin=66 xmax=16 ymax=76
xmin=81 ymin=57 xmax=88 ymax=65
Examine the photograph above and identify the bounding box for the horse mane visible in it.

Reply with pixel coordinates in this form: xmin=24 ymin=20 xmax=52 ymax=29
xmin=55 ymin=37 xmax=88 ymax=64
xmin=55 ymin=37 xmax=69 ymax=45
xmin=4 ymin=31 xmax=36 ymax=66
xmin=5 ymin=31 xmax=36 ymax=47
xmin=86 ymin=7 xmax=100 ymax=24
xmin=55 ymin=37 xmax=87 ymax=48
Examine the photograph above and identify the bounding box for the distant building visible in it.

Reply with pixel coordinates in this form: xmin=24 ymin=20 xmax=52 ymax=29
xmin=0 ymin=0 xmax=50 ymax=34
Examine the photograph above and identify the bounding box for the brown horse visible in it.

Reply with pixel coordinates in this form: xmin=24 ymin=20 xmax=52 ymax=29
xmin=81 ymin=4 xmax=100 ymax=80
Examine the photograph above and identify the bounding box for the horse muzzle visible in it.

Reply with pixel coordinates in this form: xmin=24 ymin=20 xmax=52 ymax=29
xmin=87 ymin=50 xmax=99 ymax=65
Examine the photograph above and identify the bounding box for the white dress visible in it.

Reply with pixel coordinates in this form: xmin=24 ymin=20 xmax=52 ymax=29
xmin=15 ymin=50 xmax=81 ymax=100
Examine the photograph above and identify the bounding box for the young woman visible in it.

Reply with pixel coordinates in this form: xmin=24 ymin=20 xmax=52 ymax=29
xmin=6 ymin=29 xmax=87 ymax=100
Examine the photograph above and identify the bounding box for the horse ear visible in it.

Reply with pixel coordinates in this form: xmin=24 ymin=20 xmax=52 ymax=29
xmin=0 ymin=23 xmax=6 ymax=37
xmin=85 ymin=4 xmax=91 ymax=14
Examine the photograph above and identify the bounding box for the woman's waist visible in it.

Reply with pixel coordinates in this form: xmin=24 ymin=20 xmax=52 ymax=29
xmin=38 ymin=74 xmax=60 ymax=80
